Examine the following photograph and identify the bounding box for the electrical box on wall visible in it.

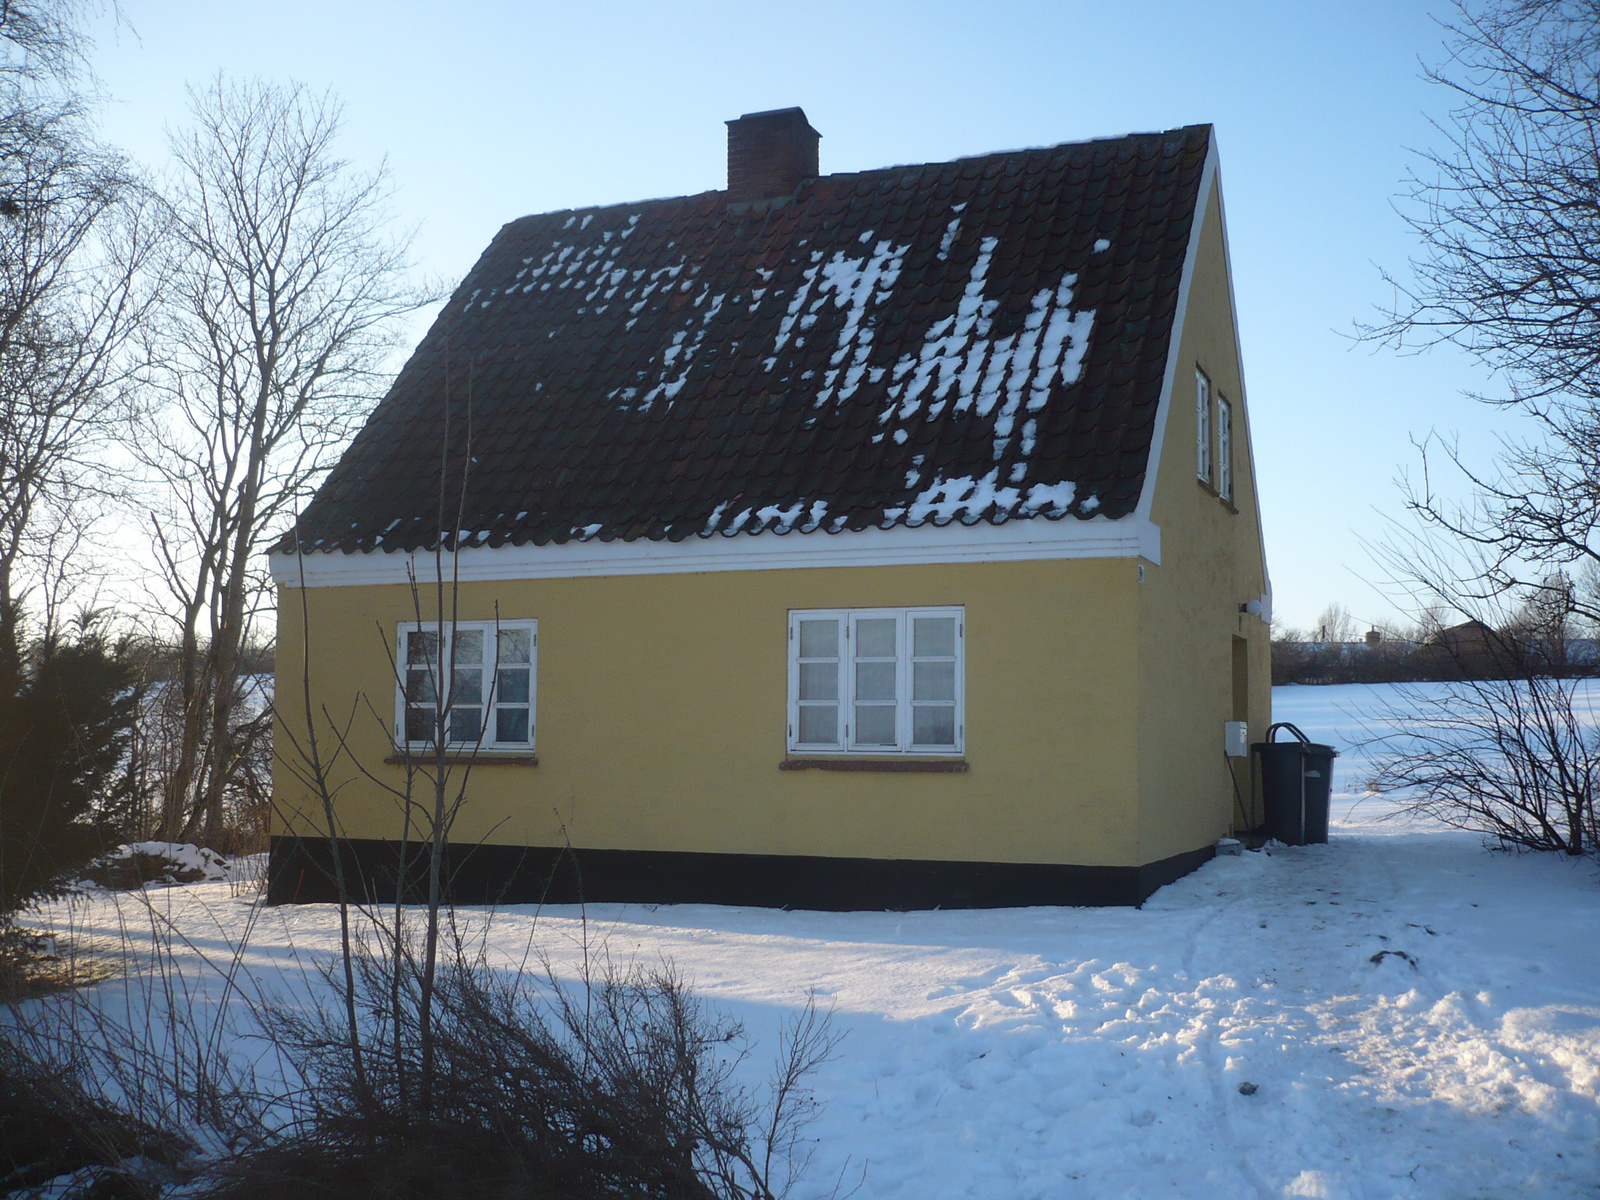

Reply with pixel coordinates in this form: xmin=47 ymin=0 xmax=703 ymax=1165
xmin=1224 ymin=721 xmax=1249 ymax=758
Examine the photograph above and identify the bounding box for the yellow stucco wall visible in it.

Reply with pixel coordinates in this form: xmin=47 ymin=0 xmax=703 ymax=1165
xmin=275 ymin=557 xmax=1146 ymax=868
xmin=1134 ymin=176 xmax=1273 ymax=863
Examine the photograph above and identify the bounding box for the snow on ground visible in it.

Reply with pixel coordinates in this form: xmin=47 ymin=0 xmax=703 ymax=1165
xmin=19 ymin=685 xmax=1600 ymax=1199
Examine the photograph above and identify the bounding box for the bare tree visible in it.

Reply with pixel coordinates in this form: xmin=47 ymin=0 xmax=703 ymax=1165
xmin=136 ymin=76 xmax=426 ymax=844
xmin=1312 ymin=601 xmax=1360 ymax=644
xmin=263 ymin=399 xmax=842 ymax=1194
xmin=0 ymin=2 xmax=96 ymax=98
xmin=0 ymin=3 xmax=152 ymax=676
xmin=0 ymin=111 xmax=159 ymax=666
xmin=1369 ymin=1 xmax=1600 ymax=626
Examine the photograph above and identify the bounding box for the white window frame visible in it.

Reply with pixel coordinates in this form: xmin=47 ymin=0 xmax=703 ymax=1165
xmin=787 ymin=607 xmax=965 ymax=756
xmin=1216 ymin=393 xmax=1233 ymax=502
xmin=395 ymin=619 xmax=538 ymax=753
xmin=1196 ymin=366 xmax=1212 ymax=485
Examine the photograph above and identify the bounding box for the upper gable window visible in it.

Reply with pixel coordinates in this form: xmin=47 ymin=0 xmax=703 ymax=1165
xmin=788 ymin=608 xmax=964 ymax=755
xmin=396 ymin=620 xmax=537 ymax=752
xmin=1195 ymin=368 xmax=1212 ymax=485
xmin=1216 ymin=394 xmax=1233 ymax=502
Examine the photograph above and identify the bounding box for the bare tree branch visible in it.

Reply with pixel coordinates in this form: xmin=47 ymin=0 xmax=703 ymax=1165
xmin=1367 ymin=2 xmax=1600 ymax=648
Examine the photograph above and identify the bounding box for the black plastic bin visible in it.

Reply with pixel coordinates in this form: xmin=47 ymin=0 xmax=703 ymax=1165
xmin=1252 ymin=722 xmax=1338 ymax=846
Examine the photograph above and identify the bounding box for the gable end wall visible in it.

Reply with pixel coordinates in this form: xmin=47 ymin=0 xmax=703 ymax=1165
xmin=1136 ymin=172 xmax=1272 ymax=863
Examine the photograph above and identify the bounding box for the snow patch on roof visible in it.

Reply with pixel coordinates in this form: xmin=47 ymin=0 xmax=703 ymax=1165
xmin=878 ymin=239 xmax=1095 ymax=461
xmin=1023 ymin=480 xmax=1076 ymax=516
xmin=937 ymin=212 xmax=962 ymax=261
xmin=767 ymin=238 xmax=909 ymax=407
xmin=702 ymin=501 xmax=730 ymax=536
xmin=883 ymin=470 xmax=1077 ymax=526
xmin=813 ymin=239 xmax=907 ymax=405
xmin=634 ymin=285 xmax=725 ymax=412
xmin=771 ymin=249 xmax=825 ymax=357
xmin=487 ymin=215 xmax=1091 ymax=469
xmin=705 ymin=498 xmax=829 ymax=537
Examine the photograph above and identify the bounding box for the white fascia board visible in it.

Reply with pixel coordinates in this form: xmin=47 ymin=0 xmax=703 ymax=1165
xmin=270 ymin=513 xmax=1162 ymax=588
xmin=1207 ymin=145 xmax=1274 ymax=609
xmin=1134 ymin=135 xmax=1219 ymax=523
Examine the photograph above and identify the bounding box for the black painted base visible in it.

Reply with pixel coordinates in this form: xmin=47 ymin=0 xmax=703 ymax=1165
xmin=265 ymin=837 xmax=1214 ymax=911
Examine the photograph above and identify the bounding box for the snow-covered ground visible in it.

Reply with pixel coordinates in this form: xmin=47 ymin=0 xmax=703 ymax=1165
xmin=21 ymin=684 xmax=1600 ymax=1199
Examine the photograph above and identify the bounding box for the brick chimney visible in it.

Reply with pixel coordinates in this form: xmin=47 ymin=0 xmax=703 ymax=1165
xmin=726 ymin=107 xmax=820 ymax=206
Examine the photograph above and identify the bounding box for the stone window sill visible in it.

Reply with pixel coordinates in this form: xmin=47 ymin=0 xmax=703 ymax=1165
xmin=384 ymin=753 xmax=539 ymax=767
xmin=779 ymin=758 xmax=969 ymax=773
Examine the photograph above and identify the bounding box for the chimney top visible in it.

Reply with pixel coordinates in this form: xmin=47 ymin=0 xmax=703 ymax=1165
xmin=726 ymin=107 xmax=821 ymax=208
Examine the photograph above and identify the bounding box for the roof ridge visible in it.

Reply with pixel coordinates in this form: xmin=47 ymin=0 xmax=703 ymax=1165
xmin=498 ymin=125 xmax=1213 ymax=231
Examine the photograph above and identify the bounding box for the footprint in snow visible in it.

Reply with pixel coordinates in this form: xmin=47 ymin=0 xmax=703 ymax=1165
xmin=1370 ymin=950 xmax=1417 ymax=969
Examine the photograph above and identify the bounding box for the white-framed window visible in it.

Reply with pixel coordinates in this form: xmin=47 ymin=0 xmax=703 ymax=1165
xmin=396 ymin=620 xmax=537 ymax=751
xmin=788 ymin=607 xmax=964 ymax=755
xmin=1216 ymin=393 xmax=1233 ymax=502
xmin=1196 ymin=367 xmax=1212 ymax=485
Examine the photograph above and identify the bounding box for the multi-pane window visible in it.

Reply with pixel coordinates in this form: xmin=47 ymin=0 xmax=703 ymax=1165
xmin=789 ymin=608 xmax=963 ymax=754
xmin=1196 ymin=367 xmax=1212 ymax=484
xmin=397 ymin=620 xmax=536 ymax=751
xmin=1216 ymin=394 xmax=1233 ymax=502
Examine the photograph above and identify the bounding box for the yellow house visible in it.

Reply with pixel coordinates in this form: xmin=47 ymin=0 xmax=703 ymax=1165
xmin=267 ymin=109 xmax=1271 ymax=909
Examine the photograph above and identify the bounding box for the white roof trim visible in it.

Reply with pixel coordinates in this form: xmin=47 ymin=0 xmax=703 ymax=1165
xmin=270 ymin=514 xmax=1162 ymax=588
xmin=1134 ymin=135 xmax=1219 ymax=522
xmin=1207 ymin=141 xmax=1273 ymax=611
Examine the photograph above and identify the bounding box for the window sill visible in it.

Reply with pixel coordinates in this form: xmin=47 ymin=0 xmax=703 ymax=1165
xmin=780 ymin=757 xmax=969 ymax=773
xmin=384 ymin=752 xmax=539 ymax=767
xmin=1197 ymin=477 xmax=1238 ymax=513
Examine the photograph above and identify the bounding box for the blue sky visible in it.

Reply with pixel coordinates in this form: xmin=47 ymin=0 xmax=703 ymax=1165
xmin=86 ymin=0 xmax=1512 ymax=631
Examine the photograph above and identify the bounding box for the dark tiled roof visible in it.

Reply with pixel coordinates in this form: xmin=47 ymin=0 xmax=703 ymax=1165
xmin=285 ymin=124 xmax=1211 ymax=555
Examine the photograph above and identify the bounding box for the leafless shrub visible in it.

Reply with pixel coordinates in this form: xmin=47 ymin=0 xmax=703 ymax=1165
xmin=240 ymin=317 xmax=841 ymax=1197
xmin=201 ymin=928 xmax=840 ymax=1200
xmin=0 ymin=884 xmax=285 ymax=1195
xmin=0 ymin=1028 xmax=187 ymax=1197
xmin=1368 ymin=666 xmax=1600 ymax=857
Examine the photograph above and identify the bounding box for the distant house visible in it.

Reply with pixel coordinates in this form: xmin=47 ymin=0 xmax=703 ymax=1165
xmin=267 ymin=109 xmax=1271 ymax=910
xmin=1415 ymin=618 xmax=1591 ymax=678
xmin=1415 ymin=619 xmax=1515 ymax=677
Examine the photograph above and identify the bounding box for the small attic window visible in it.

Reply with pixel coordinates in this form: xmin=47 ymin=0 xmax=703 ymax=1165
xmin=1217 ymin=394 xmax=1233 ymax=502
xmin=1195 ymin=368 xmax=1212 ymax=484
